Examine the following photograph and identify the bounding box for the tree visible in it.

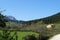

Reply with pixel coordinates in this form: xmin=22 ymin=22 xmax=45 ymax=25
xmin=0 ymin=12 xmax=6 ymax=28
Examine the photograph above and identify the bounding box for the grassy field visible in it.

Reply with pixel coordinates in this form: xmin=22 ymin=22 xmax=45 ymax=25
xmin=1 ymin=22 xmax=60 ymax=40
xmin=0 ymin=30 xmax=39 ymax=40
xmin=17 ymin=32 xmax=39 ymax=40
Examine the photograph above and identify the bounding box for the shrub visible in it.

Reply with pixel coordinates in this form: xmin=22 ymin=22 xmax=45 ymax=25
xmin=23 ymin=34 xmax=37 ymax=40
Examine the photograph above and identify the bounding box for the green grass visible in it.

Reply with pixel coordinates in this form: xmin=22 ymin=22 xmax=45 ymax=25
xmin=0 ymin=30 xmax=39 ymax=40
xmin=17 ymin=32 xmax=39 ymax=40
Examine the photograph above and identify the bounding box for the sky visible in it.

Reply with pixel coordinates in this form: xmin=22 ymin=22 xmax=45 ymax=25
xmin=0 ymin=0 xmax=60 ymax=21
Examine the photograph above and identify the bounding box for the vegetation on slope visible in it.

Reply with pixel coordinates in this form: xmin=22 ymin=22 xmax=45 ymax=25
xmin=26 ymin=12 xmax=60 ymax=24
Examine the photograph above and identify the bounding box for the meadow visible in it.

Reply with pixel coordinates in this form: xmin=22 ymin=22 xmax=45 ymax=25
xmin=0 ymin=30 xmax=39 ymax=40
xmin=0 ymin=22 xmax=60 ymax=40
xmin=17 ymin=32 xmax=38 ymax=40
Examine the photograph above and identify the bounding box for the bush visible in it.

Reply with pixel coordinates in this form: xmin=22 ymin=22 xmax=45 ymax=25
xmin=38 ymin=34 xmax=49 ymax=40
xmin=23 ymin=34 xmax=37 ymax=40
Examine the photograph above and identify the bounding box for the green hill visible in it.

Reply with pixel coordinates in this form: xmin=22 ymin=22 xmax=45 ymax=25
xmin=26 ymin=12 xmax=60 ymax=24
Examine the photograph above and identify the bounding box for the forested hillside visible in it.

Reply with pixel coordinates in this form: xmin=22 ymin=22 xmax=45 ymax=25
xmin=26 ymin=12 xmax=60 ymax=24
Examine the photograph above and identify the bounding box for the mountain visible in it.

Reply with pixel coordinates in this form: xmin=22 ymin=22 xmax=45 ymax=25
xmin=4 ymin=16 xmax=19 ymax=22
xmin=6 ymin=16 xmax=16 ymax=20
xmin=4 ymin=16 xmax=26 ymax=24
xmin=26 ymin=12 xmax=60 ymax=24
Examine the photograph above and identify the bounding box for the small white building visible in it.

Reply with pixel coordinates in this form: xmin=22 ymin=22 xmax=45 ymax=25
xmin=46 ymin=24 xmax=55 ymax=29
